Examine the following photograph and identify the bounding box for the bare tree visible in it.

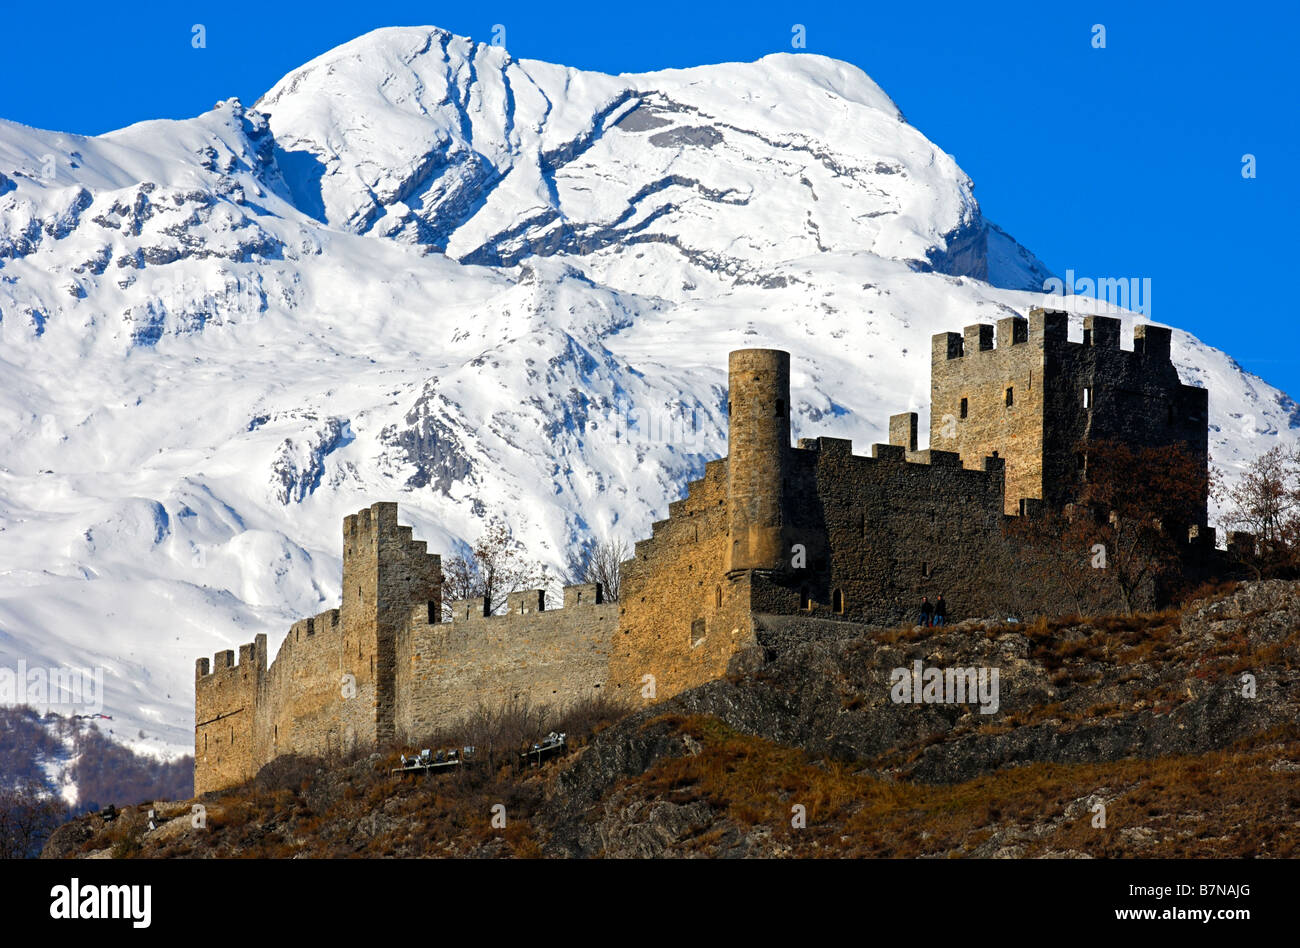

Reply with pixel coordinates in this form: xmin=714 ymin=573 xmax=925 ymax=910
xmin=440 ymin=517 xmax=551 ymax=617
xmin=1004 ymin=509 xmax=1115 ymax=617
xmin=1214 ymin=445 xmax=1300 ymax=576
xmin=1073 ymin=440 xmax=1207 ymax=614
xmin=0 ymin=780 xmax=67 ymax=859
xmin=564 ymin=536 xmax=629 ymax=602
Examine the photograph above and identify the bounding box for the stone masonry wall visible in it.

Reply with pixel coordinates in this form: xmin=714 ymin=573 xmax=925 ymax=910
xmin=195 ymin=504 xmax=612 ymax=795
xmin=395 ymin=584 xmax=616 ymax=741
xmin=931 ymin=309 xmax=1208 ymax=522
xmin=610 ymin=459 xmax=760 ymax=704
xmin=930 ymin=313 xmax=1047 ymax=515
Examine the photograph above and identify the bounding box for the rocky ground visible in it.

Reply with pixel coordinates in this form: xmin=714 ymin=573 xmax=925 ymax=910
xmin=43 ymin=580 xmax=1300 ymax=858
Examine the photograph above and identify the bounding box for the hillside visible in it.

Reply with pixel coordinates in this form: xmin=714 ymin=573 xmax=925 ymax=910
xmin=42 ymin=580 xmax=1300 ymax=858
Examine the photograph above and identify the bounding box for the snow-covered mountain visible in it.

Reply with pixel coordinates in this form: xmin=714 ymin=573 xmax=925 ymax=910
xmin=1 ymin=26 xmax=1296 ymax=756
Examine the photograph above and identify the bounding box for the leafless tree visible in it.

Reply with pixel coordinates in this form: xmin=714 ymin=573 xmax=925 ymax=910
xmin=440 ymin=517 xmax=551 ymax=617
xmin=1214 ymin=445 xmax=1300 ymax=576
xmin=0 ymin=780 xmax=67 ymax=859
xmin=564 ymin=536 xmax=629 ymax=602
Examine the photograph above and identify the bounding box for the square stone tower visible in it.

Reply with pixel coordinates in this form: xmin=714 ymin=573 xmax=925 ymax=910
xmin=930 ymin=309 xmax=1208 ymax=524
xmin=339 ymin=502 xmax=442 ymax=749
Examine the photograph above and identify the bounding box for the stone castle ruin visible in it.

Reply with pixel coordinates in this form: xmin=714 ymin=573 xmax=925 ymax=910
xmin=195 ymin=309 xmax=1212 ymax=793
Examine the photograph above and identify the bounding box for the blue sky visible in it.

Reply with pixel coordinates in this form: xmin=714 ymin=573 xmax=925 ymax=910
xmin=3 ymin=1 xmax=1297 ymax=400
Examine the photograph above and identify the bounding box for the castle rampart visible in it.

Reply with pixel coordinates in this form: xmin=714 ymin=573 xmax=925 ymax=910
xmin=195 ymin=503 xmax=615 ymax=794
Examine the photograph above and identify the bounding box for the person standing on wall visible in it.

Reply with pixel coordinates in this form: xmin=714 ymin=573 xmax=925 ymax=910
xmin=919 ymin=596 xmax=933 ymax=627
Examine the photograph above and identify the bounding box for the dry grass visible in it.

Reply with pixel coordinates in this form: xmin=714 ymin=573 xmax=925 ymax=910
xmin=629 ymin=715 xmax=1300 ymax=858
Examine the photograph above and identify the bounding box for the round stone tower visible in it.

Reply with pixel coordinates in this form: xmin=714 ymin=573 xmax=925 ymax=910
xmin=726 ymin=348 xmax=791 ymax=571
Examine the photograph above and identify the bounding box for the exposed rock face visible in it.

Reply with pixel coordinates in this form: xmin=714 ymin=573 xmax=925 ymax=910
xmin=543 ymin=581 xmax=1300 ymax=856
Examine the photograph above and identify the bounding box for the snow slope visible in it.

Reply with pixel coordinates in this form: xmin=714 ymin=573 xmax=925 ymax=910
xmin=0 ymin=26 xmax=1295 ymax=757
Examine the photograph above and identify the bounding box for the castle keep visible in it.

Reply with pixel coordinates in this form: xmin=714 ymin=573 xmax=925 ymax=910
xmin=929 ymin=310 xmax=1208 ymax=519
xmin=196 ymin=309 xmax=1210 ymax=793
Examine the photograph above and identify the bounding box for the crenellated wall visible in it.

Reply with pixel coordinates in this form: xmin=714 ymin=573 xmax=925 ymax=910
xmin=395 ymin=584 xmax=615 ymax=741
xmin=610 ymin=456 xmax=757 ymax=704
xmin=930 ymin=309 xmax=1208 ymax=523
xmin=195 ymin=503 xmax=614 ymax=794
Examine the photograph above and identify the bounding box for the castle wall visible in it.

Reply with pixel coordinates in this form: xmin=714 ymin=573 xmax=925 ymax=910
xmin=1041 ymin=316 xmax=1208 ymax=526
xmin=194 ymin=637 xmax=265 ymax=795
xmin=778 ymin=437 xmax=1009 ymax=624
xmin=196 ymin=504 xmax=612 ymax=794
xmin=339 ymin=503 xmax=441 ymax=750
xmin=394 ymin=587 xmax=616 ymax=741
xmin=611 ymin=458 xmax=760 ymax=703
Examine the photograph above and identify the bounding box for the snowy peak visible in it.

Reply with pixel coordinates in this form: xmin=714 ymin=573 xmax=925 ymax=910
xmin=253 ymin=26 xmax=996 ymax=286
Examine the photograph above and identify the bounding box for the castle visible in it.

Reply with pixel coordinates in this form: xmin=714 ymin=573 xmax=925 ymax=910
xmin=195 ymin=309 xmax=1212 ymax=793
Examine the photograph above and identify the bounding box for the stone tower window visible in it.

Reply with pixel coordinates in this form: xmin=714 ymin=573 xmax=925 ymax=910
xmin=833 ymin=589 xmax=844 ymax=613
xmin=1005 ymin=387 xmax=1014 ymax=407
xmin=799 ymin=586 xmax=811 ymax=610
xmin=690 ymin=618 xmax=706 ymax=646
xmin=715 ymin=585 xmax=722 ymax=608
xmin=921 ymin=562 xmax=931 ymax=578
xmin=960 ymin=397 xmax=968 ymax=419
xmin=1083 ymin=386 xmax=1093 ymax=409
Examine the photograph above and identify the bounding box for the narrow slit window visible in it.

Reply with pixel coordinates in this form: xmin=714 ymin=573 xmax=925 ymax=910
xmin=833 ymin=589 xmax=844 ymax=614
xmin=690 ymin=618 xmax=706 ymax=647
xmin=1005 ymin=387 xmax=1014 ymax=407
xmin=799 ymin=587 xmax=811 ymax=610
xmin=1083 ymin=386 xmax=1093 ymax=409
xmin=959 ymin=397 xmax=968 ymax=419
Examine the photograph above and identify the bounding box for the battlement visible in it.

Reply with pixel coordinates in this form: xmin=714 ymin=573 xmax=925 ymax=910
xmin=288 ymin=608 xmax=342 ymax=641
xmin=932 ymin=309 xmax=1174 ymax=364
xmin=195 ymin=634 xmax=266 ymax=683
xmin=343 ymin=501 xmax=397 ymax=540
xmin=442 ymin=583 xmax=607 ymax=624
